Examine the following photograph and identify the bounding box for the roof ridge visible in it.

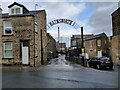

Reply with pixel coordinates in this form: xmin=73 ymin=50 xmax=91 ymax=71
xmin=8 ymin=2 xmax=29 ymax=12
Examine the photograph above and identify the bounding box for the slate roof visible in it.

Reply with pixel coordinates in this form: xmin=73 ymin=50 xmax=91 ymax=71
xmin=111 ymin=7 xmax=120 ymax=16
xmin=2 ymin=10 xmax=45 ymax=18
xmin=2 ymin=2 xmax=45 ymax=18
xmin=8 ymin=2 xmax=29 ymax=12
xmin=84 ymin=33 xmax=107 ymax=41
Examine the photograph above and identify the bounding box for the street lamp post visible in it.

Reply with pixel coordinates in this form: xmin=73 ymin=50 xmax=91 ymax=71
xmin=81 ymin=27 xmax=85 ymax=66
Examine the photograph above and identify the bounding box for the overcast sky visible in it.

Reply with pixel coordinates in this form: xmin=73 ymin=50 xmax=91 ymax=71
xmin=0 ymin=0 xmax=119 ymax=47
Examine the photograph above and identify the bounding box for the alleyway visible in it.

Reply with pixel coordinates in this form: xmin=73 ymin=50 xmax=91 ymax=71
xmin=2 ymin=55 xmax=118 ymax=88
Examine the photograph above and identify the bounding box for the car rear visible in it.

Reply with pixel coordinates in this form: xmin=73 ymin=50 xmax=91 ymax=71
xmin=99 ymin=57 xmax=113 ymax=69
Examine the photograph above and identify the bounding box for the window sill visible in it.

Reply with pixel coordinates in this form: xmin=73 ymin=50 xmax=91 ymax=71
xmin=35 ymin=32 xmax=38 ymax=34
xmin=2 ymin=34 xmax=14 ymax=36
xmin=2 ymin=58 xmax=14 ymax=60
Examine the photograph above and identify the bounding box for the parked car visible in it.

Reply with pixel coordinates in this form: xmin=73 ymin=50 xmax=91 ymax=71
xmin=88 ymin=56 xmax=113 ymax=70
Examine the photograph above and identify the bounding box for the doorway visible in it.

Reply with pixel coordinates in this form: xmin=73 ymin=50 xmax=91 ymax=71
xmin=98 ymin=50 xmax=102 ymax=57
xmin=21 ymin=40 xmax=29 ymax=65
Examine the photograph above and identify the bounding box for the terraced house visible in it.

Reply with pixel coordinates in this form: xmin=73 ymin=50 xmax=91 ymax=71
xmin=1 ymin=2 xmax=47 ymax=67
xmin=84 ymin=33 xmax=109 ymax=58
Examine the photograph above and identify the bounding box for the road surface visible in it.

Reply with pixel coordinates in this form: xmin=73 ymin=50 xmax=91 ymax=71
xmin=2 ymin=55 xmax=118 ymax=88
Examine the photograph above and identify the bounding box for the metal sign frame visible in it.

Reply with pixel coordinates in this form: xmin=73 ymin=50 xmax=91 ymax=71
xmin=47 ymin=19 xmax=80 ymax=29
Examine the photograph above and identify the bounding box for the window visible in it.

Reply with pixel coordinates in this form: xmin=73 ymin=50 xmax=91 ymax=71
xmin=97 ymin=40 xmax=101 ymax=46
xmin=3 ymin=21 xmax=12 ymax=35
xmin=90 ymin=41 xmax=92 ymax=47
xmin=105 ymin=40 xmax=106 ymax=44
xmin=72 ymin=40 xmax=76 ymax=46
xmin=90 ymin=49 xmax=93 ymax=52
xmin=11 ymin=9 xmax=14 ymax=14
xmin=16 ymin=8 xmax=20 ymax=14
xmin=23 ymin=40 xmax=29 ymax=46
xmin=3 ymin=42 xmax=13 ymax=58
xmin=11 ymin=8 xmax=21 ymax=15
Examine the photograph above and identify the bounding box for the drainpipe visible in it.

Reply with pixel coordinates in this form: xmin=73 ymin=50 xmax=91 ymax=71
xmin=41 ymin=29 xmax=43 ymax=65
xmin=33 ymin=15 xmax=36 ymax=67
xmin=33 ymin=4 xmax=38 ymax=67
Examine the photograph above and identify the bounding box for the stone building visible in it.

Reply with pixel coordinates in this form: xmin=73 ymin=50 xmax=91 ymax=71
xmin=56 ymin=42 xmax=67 ymax=54
xmin=84 ymin=33 xmax=109 ymax=58
xmin=69 ymin=34 xmax=94 ymax=57
xmin=1 ymin=2 xmax=47 ymax=66
xmin=108 ymin=36 xmax=112 ymax=56
xmin=111 ymin=7 xmax=120 ymax=65
xmin=70 ymin=34 xmax=93 ymax=49
xmin=59 ymin=43 xmax=67 ymax=54
xmin=47 ymin=33 xmax=56 ymax=60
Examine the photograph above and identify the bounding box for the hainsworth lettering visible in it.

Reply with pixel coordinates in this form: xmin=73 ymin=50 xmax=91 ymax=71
xmin=48 ymin=19 xmax=76 ymax=27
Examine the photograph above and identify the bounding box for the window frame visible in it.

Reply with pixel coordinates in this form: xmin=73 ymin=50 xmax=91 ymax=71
xmin=3 ymin=21 xmax=12 ymax=35
xmin=3 ymin=42 xmax=13 ymax=58
xmin=97 ymin=39 xmax=101 ymax=47
xmin=90 ymin=41 xmax=92 ymax=47
xmin=16 ymin=8 xmax=20 ymax=14
xmin=72 ymin=40 xmax=76 ymax=46
xmin=105 ymin=40 xmax=106 ymax=44
xmin=11 ymin=8 xmax=14 ymax=14
xmin=11 ymin=8 xmax=21 ymax=15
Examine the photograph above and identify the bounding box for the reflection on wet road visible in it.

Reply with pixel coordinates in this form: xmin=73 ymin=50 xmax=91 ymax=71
xmin=3 ymin=55 xmax=118 ymax=88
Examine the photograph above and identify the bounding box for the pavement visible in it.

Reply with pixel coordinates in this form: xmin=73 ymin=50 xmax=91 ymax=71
xmin=0 ymin=64 xmax=45 ymax=72
xmin=0 ymin=58 xmax=119 ymax=72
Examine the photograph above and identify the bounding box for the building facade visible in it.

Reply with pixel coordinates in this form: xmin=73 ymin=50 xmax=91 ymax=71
xmin=1 ymin=2 xmax=47 ymax=66
xmin=47 ymin=33 xmax=56 ymax=60
xmin=111 ymin=7 xmax=120 ymax=65
xmin=84 ymin=33 xmax=109 ymax=58
xmin=68 ymin=34 xmax=94 ymax=57
xmin=70 ymin=34 xmax=93 ymax=49
xmin=56 ymin=42 xmax=67 ymax=54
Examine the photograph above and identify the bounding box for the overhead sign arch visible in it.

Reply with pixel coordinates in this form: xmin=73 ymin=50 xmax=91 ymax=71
xmin=47 ymin=18 xmax=80 ymax=30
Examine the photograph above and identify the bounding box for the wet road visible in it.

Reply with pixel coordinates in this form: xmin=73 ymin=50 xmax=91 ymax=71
xmin=2 ymin=55 xmax=118 ymax=88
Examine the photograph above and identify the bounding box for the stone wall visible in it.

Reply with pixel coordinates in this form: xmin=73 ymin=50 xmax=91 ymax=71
xmin=111 ymin=7 xmax=120 ymax=36
xmin=111 ymin=35 xmax=120 ymax=65
xmin=65 ymin=56 xmax=87 ymax=66
xmin=2 ymin=10 xmax=47 ymax=67
xmin=35 ymin=10 xmax=47 ymax=66
xmin=84 ymin=39 xmax=97 ymax=58
xmin=2 ymin=16 xmax=34 ymax=65
xmin=97 ymin=36 xmax=109 ymax=56
xmin=47 ymin=33 xmax=56 ymax=60
xmin=111 ymin=7 xmax=120 ymax=65
xmin=84 ymin=35 xmax=109 ymax=58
